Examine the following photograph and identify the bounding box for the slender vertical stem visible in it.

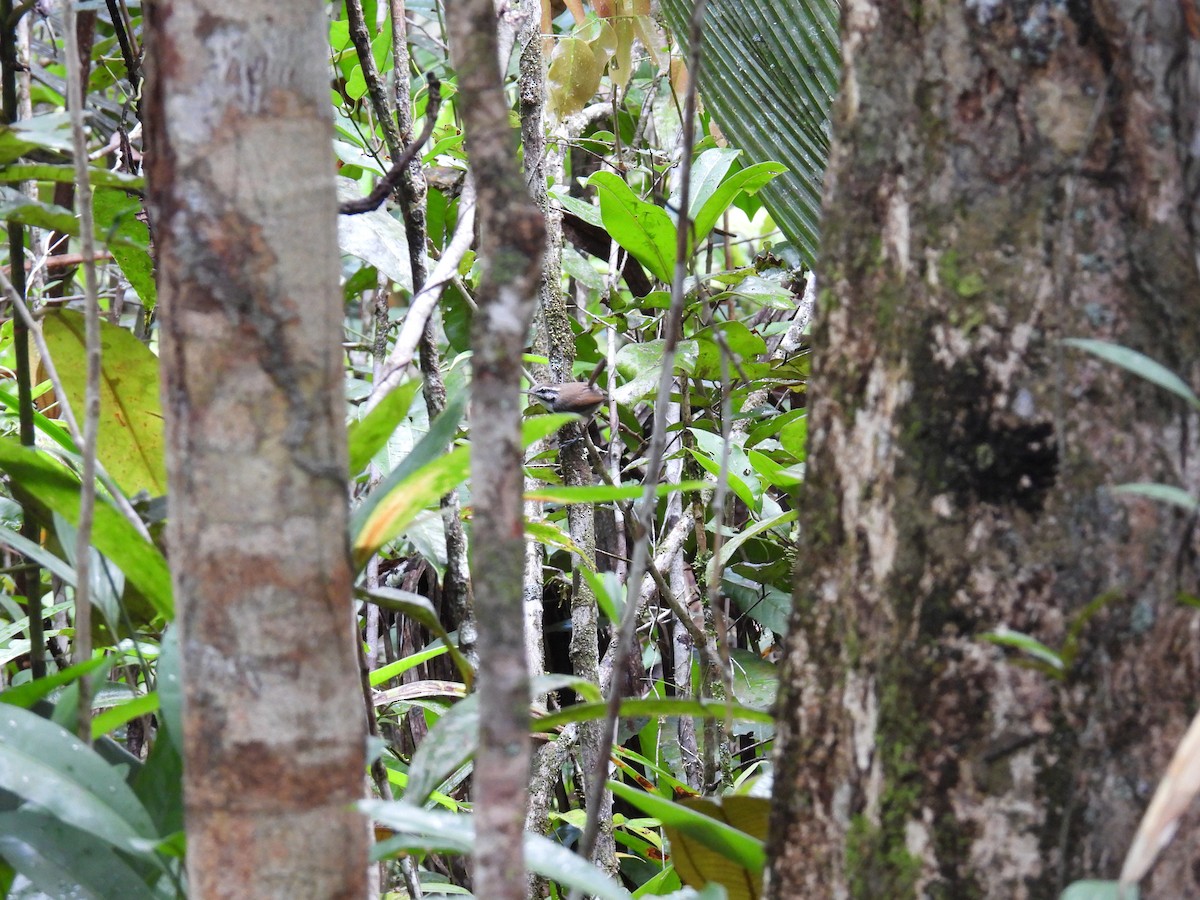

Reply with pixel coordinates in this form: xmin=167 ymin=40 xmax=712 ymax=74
xmin=65 ymin=0 xmax=101 ymax=742
xmin=574 ymin=0 xmax=710 ymax=871
xmin=1 ymin=0 xmax=43 ymax=679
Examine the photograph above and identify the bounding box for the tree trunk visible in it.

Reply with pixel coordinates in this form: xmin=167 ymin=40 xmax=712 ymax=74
xmin=444 ymin=1 xmax=546 ymax=896
xmin=768 ymin=3 xmax=1200 ymax=898
xmin=144 ymin=3 xmax=368 ymax=896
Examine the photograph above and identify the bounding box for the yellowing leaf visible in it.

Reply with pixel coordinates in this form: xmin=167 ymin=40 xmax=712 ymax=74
xmin=41 ymin=310 xmax=167 ymax=497
xmin=548 ymin=37 xmax=604 ymax=119
xmin=665 ymin=796 xmax=769 ymax=900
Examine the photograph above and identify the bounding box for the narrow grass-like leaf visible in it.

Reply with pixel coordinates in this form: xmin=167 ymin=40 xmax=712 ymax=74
xmin=369 ymin=643 xmax=450 ymax=687
xmin=90 ymin=692 xmax=159 ymax=741
xmin=534 ymin=697 xmax=773 ymax=732
xmin=1110 ymin=483 xmax=1197 ymax=511
xmin=526 ymin=480 xmax=710 ymax=504
xmin=1063 ymin=338 xmax=1200 ymax=408
xmin=981 ymin=628 xmax=1064 ymax=672
xmin=358 ymin=586 xmax=473 ymax=687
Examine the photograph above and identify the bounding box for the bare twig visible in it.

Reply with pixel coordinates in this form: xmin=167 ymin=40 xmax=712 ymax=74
xmin=338 ymin=73 xmax=442 ymax=216
xmin=369 ymin=176 xmax=477 ymax=405
xmin=344 ymin=0 xmax=402 ymax=157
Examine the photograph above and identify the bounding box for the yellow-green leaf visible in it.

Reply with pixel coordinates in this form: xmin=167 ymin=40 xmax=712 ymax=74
xmin=41 ymin=310 xmax=166 ymax=497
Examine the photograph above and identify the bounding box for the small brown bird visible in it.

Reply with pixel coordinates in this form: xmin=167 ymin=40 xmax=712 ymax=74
xmin=526 ymin=381 xmax=608 ymax=420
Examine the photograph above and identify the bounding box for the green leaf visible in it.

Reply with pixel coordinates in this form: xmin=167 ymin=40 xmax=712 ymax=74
xmin=93 ymin=188 xmax=156 ymax=311
xmin=0 ymin=386 xmax=76 ymax=453
xmin=1060 ymin=882 xmax=1138 ymax=900
xmin=0 ymin=523 xmax=77 ymax=586
xmin=698 ymin=161 xmax=786 ymax=243
xmin=0 ymin=163 xmax=144 ymax=191
xmin=0 ymin=186 xmax=77 ymax=233
xmin=369 ymin=643 xmax=450 ymax=687
xmin=335 ymin=177 xmax=413 ymax=290
xmin=728 ymin=649 xmax=778 ymax=711
xmin=0 ymin=657 xmax=108 ymax=710
xmin=980 ymin=628 xmax=1065 ymax=672
xmin=747 ymin=449 xmax=804 ymax=487
xmin=90 ymin=692 xmax=159 ymax=741
xmin=659 ymin=795 xmax=768 ymax=899
xmin=0 ymin=706 xmax=158 ymax=855
xmin=156 ymin=628 xmax=184 ymax=756
xmin=609 ymin=781 xmax=766 ymax=875
xmin=42 ymin=310 xmax=167 ymax=497
xmin=1062 ymin=338 xmax=1200 ymax=408
xmin=676 ymin=148 xmax=742 ymax=221
xmin=548 ymin=34 xmax=608 ymax=119
xmin=364 ymin=801 xmax=634 ymax=900
xmin=706 ymin=509 xmax=797 ymax=586
xmin=526 ymin=518 xmax=596 ymax=569
xmin=0 ymin=113 xmax=73 ymax=165
xmin=0 ymin=810 xmax=157 ymax=900
xmin=404 ymin=694 xmax=479 ymax=805
xmin=348 ymin=379 xmax=422 ymax=476
xmin=526 ymin=480 xmax=710 ymax=504
xmin=358 ymin=586 xmax=473 ymax=687
xmin=613 ymin=339 xmax=700 ymax=405
xmin=1110 ymin=482 xmax=1197 ymax=511
xmin=0 ymin=439 xmax=172 ymax=620
xmin=351 ymin=391 xmax=466 ymax=569
xmin=588 ymin=171 xmax=676 ymax=283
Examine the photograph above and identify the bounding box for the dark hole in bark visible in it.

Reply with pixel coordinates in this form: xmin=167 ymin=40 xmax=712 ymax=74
xmin=913 ymin=360 xmax=1059 ymax=513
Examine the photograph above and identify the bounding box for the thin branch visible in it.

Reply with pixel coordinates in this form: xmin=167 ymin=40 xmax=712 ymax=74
xmin=65 ymin=0 xmax=101 ymax=744
xmin=344 ymin=0 xmax=402 ymax=157
xmin=104 ymin=0 xmax=139 ymax=90
xmin=575 ymin=0 xmax=711 ymax=868
xmin=369 ymin=176 xmax=476 ymax=406
xmin=338 ymin=72 xmax=442 ymax=216
xmin=2 ymin=0 xmax=43 ymax=680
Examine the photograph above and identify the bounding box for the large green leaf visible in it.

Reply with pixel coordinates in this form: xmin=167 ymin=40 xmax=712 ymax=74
xmin=0 ymin=706 xmax=158 ymax=856
xmin=0 ymin=810 xmax=156 ymax=900
xmin=588 ymin=171 xmax=677 ymax=283
xmin=0 ymin=186 xmax=77 ymax=233
xmin=661 ymin=0 xmax=839 ymax=265
xmin=364 ymin=801 xmax=633 ymax=900
xmin=42 ymin=309 xmax=167 ymax=497
xmin=0 ymin=439 xmax=172 ymax=620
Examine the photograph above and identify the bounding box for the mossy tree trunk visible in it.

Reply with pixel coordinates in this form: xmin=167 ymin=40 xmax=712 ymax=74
xmin=767 ymin=4 xmax=1200 ymax=898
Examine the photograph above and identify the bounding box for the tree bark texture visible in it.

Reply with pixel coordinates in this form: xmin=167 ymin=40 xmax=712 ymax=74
xmin=144 ymin=3 xmax=367 ymax=896
xmin=768 ymin=3 xmax=1200 ymax=899
xmin=445 ymin=1 xmax=546 ymax=897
